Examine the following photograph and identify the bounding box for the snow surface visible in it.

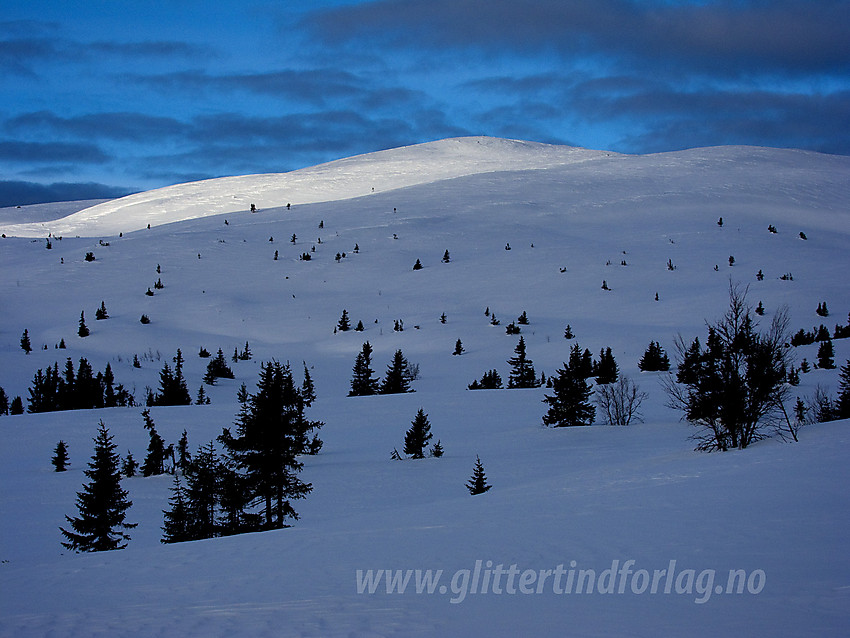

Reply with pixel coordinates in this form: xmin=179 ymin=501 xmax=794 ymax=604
xmin=1 ymin=136 xmax=849 ymax=637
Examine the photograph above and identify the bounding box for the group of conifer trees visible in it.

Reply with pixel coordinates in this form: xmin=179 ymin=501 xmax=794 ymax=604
xmin=349 ymin=342 xmax=416 ymax=396
xmin=59 ymin=360 xmax=323 ymax=551
xmin=26 ymin=357 xmax=134 ymax=413
xmin=162 ymin=360 xmax=323 ymax=542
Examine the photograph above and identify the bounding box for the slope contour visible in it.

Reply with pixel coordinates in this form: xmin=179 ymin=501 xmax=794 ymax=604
xmin=0 ymin=137 xmax=610 ymax=238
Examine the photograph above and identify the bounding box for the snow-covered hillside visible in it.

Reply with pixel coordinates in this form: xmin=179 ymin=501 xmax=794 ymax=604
xmin=0 ymin=137 xmax=612 ymax=238
xmin=1 ymin=137 xmax=849 ymax=637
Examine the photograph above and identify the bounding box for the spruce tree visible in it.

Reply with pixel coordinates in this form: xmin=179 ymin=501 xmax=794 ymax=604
xmin=817 ymin=339 xmax=836 ymax=369
xmin=102 ymin=363 xmax=117 ymax=408
xmin=52 ymin=440 xmax=70 ymax=471
xmin=141 ymin=409 xmax=167 ymax=476
xmin=216 ymin=459 xmax=253 ymax=536
xmin=337 ymin=309 xmax=351 ymax=332
xmin=60 ymin=421 xmax=136 ymax=552
xmin=566 ymin=343 xmax=594 ymax=379
xmin=301 ymin=362 xmax=316 ymax=407
xmin=78 ymin=311 xmax=90 ymax=338
xmin=218 ymin=361 xmax=318 ymax=530
xmin=152 ymin=350 xmax=192 ymax=405
xmin=204 ymin=348 xmax=234 ymax=384
xmin=122 ymin=451 xmax=138 ymax=477
xmin=161 ymin=475 xmax=191 ymax=544
xmin=349 ymin=341 xmax=379 ymax=396
xmin=836 ymin=360 xmax=850 ymax=419
xmin=177 ymin=430 xmax=192 ymax=474
xmin=0 ymin=387 xmax=8 ymax=415
xmin=381 ymin=350 xmax=412 ymax=394
xmin=507 ymin=337 xmax=538 ymax=388
xmin=638 ymin=341 xmax=670 ymax=372
xmin=184 ymin=441 xmax=220 ymax=540
xmin=21 ymin=329 xmax=32 ymax=354
xmin=75 ymin=358 xmax=101 ymax=409
xmin=542 ymin=363 xmax=595 ymax=427
xmin=466 ymin=456 xmax=492 ymax=495
xmin=403 ymin=409 xmax=433 ymax=459
xmin=442 ymin=250 xmax=451 ymax=263
xmin=453 ymin=339 xmax=465 ymax=355
xmin=95 ymin=301 xmax=109 ymax=320
xmin=594 ymin=347 xmax=619 ymax=385
xmin=196 ymin=385 xmax=210 ymax=405
xmin=239 ymin=341 xmax=252 ymax=361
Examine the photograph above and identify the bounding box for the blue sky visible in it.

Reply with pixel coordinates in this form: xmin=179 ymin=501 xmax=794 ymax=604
xmin=2 ymin=0 xmax=848 ymax=206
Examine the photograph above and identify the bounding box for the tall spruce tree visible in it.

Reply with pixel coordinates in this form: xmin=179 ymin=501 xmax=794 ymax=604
xmin=507 ymin=336 xmax=538 ymax=388
xmin=184 ymin=441 xmax=220 ymax=540
xmin=380 ymin=350 xmax=412 ymax=394
xmin=836 ymin=359 xmax=850 ymax=419
xmin=218 ymin=361 xmax=318 ymax=530
xmin=161 ymin=475 xmax=191 ymax=544
xmin=567 ymin=343 xmax=594 ymax=379
xmin=817 ymin=339 xmax=836 ymax=369
xmin=542 ymin=362 xmax=595 ymax=427
xmin=301 ymin=362 xmax=316 ymax=407
xmin=141 ymin=409 xmax=167 ymax=476
xmin=403 ymin=408 xmax=433 ymax=459
xmin=60 ymin=421 xmax=136 ymax=552
xmin=349 ymin=341 xmax=379 ymax=396
xmin=152 ymin=350 xmax=192 ymax=405
xmin=176 ymin=430 xmax=192 ymax=474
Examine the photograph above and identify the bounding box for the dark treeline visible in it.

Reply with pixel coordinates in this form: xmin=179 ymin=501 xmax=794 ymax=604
xmin=27 ymin=358 xmax=134 ymax=413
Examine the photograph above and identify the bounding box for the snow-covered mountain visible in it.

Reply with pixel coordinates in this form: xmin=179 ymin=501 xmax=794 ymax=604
xmin=1 ymin=137 xmax=848 ymax=637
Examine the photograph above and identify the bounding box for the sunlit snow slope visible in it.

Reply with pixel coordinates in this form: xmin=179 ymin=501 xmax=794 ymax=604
xmin=0 ymin=137 xmax=612 ymax=238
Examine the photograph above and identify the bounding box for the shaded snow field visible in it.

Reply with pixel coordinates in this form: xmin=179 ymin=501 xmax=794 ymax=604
xmin=1 ymin=137 xmax=848 ymax=637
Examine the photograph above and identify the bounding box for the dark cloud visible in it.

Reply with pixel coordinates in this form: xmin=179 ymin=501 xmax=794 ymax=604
xmin=130 ymin=68 xmax=428 ymax=113
xmin=0 ymin=180 xmax=133 ymax=208
xmin=0 ymin=140 xmax=110 ymax=164
xmin=572 ymin=85 xmax=850 ymax=155
xmin=306 ymin=0 xmax=850 ymax=78
xmin=178 ymin=110 xmax=432 ymax=168
xmin=132 ymin=68 xmax=363 ymax=107
xmin=88 ymin=40 xmax=209 ymax=59
xmin=5 ymin=111 xmax=186 ymax=143
xmin=0 ymin=38 xmax=57 ymax=75
xmin=0 ymin=34 xmax=208 ymax=75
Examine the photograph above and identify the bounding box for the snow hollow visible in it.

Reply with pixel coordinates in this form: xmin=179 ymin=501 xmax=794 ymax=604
xmin=1 ymin=136 xmax=849 ymax=637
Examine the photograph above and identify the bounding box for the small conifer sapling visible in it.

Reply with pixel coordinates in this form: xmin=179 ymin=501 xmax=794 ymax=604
xmin=52 ymin=440 xmax=70 ymax=471
xmin=466 ymin=456 xmax=491 ymax=495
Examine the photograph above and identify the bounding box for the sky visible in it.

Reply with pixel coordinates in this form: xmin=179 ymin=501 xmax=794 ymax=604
xmin=1 ymin=0 xmax=848 ymax=206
